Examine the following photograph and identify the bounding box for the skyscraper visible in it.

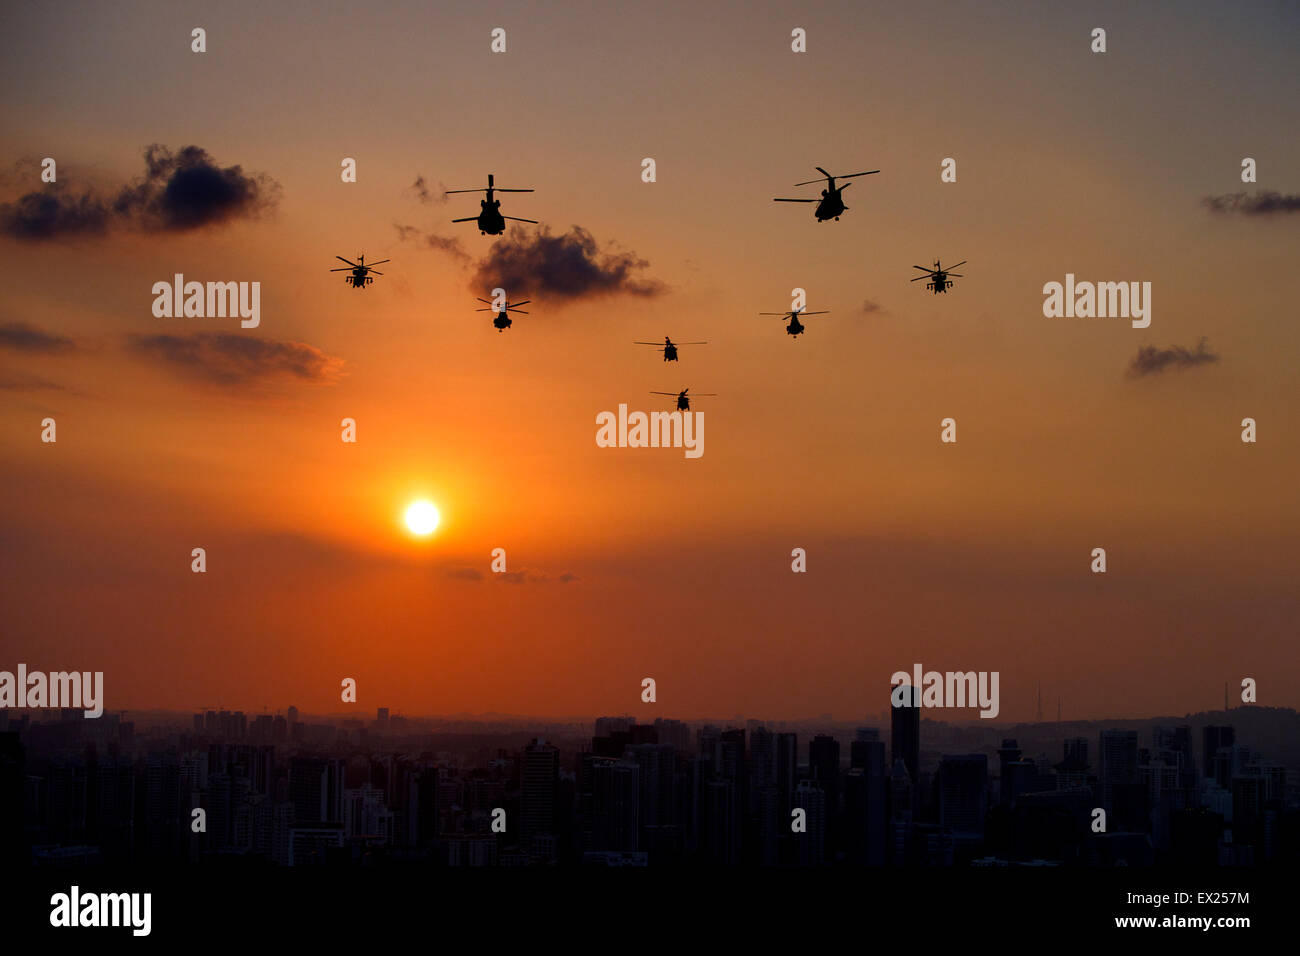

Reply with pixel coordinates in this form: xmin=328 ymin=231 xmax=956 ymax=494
xmin=1098 ymin=730 xmax=1139 ymax=813
xmin=938 ymin=754 xmax=988 ymax=839
xmin=521 ymin=738 xmax=559 ymax=844
xmin=891 ymin=684 xmax=920 ymax=782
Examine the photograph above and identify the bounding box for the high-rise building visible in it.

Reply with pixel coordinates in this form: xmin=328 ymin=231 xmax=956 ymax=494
xmin=891 ymin=684 xmax=921 ymax=782
xmin=520 ymin=738 xmax=559 ymax=844
xmin=1098 ymin=730 xmax=1139 ymax=813
xmin=809 ymin=734 xmax=841 ymax=825
xmin=1202 ymin=725 xmax=1234 ymax=785
xmin=938 ymin=754 xmax=988 ymax=839
xmin=289 ymin=757 xmax=345 ymax=824
xmin=793 ymin=780 xmax=827 ymax=865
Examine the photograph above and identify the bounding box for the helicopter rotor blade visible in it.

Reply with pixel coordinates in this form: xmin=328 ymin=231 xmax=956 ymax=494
xmin=634 ymin=342 xmax=663 ymax=346
xmin=677 ymin=341 xmax=708 ymax=345
xmin=335 ymin=256 xmax=360 ymax=267
xmin=508 ymin=309 xmax=529 ymax=315
xmin=759 ymin=312 xmax=793 ymax=316
xmin=502 ymin=216 xmax=539 ymax=223
xmin=797 ymin=311 xmax=830 ymax=316
xmin=773 ymin=198 xmax=817 ymax=203
xmin=445 ymin=188 xmax=489 ymax=194
xmin=451 ymin=217 xmax=479 ymax=223
xmin=910 ymin=275 xmax=931 ymax=282
xmin=509 ymin=300 xmax=531 ymax=307
xmin=368 ymin=270 xmax=383 ymax=276
xmin=945 ymin=261 xmax=967 ymax=270
xmin=913 ymin=265 xmax=937 ymax=272
xmin=329 ymin=267 xmax=354 ymax=272
xmin=947 ymin=273 xmax=963 ymax=278
xmin=365 ymin=259 xmax=391 ymax=266
xmin=649 ymin=391 xmax=679 ymax=396
xmin=476 ymin=297 xmax=494 ymax=304
xmin=494 ymin=188 xmax=534 ymax=193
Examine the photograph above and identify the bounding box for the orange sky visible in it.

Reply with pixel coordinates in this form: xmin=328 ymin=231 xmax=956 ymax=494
xmin=1 ymin=0 xmax=1298 ymax=721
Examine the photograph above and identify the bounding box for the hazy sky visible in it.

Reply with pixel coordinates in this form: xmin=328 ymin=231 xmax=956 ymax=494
xmin=1 ymin=0 xmax=1297 ymax=721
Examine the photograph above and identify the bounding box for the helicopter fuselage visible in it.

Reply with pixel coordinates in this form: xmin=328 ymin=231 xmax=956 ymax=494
xmin=347 ymin=269 xmax=371 ymax=288
xmin=477 ymin=198 xmax=505 ymax=235
xmin=814 ymin=187 xmax=847 ymax=221
xmin=786 ymin=316 xmax=805 ymax=336
xmin=663 ymin=345 xmax=679 ymax=361
xmin=676 ymin=394 xmax=691 ymax=411
xmin=928 ymin=273 xmax=950 ymax=294
xmin=493 ymin=312 xmax=512 ymax=331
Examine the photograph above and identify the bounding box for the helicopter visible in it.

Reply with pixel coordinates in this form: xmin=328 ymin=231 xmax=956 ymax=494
xmin=475 ymin=296 xmax=530 ymax=331
xmin=650 ymin=388 xmax=715 ymax=412
xmin=330 ymin=254 xmax=389 ymax=289
xmin=774 ymin=166 xmax=879 ymax=222
xmin=759 ymin=308 xmax=829 ymax=337
xmin=635 ymin=337 xmax=707 ymax=362
xmin=912 ymin=260 xmax=966 ymax=294
xmin=448 ymin=173 xmax=537 ymax=236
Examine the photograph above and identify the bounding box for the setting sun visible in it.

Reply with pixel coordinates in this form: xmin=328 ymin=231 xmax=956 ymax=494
xmin=404 ymin=500 xmax=440 ymax=536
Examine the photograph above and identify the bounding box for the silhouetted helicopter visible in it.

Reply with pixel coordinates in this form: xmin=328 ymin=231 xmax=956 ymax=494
xmin=331 ymin=254 xmax=389 ymax=289
xmin=651 ymin=388 xmax=715 ymax=411
xmin=759 ymin=308 xmax=829 ymax=337
xmin=635 ymin=337 xmax=707 ymax=362
xmin=912 ymin=259 xmax=966 ymax=294
xmin=476 ymin=296 xmax=530 ymax=331
xmin=774 ymin=167 xmax=879 ymax=221
xmin=448 ymin=174 xmax=537 ymax=235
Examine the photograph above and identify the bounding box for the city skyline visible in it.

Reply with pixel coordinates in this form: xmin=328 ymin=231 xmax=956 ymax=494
xmin=3 ymin=1 xmax=1299 ymax=721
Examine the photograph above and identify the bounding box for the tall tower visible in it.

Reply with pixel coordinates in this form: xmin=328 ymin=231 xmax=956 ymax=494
xmin=890 ymin=684 xmax=920 ymax=783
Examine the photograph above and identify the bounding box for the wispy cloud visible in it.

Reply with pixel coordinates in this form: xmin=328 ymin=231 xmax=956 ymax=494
xmin=0 ymin=321 xmax=78 ymax=353
xmin=126 ymin=332 xmax=344 ymax=387
xmin=1128 ymin=337 xmax=1219 ymax=378
xmin=1201 ymin=191 xmax=1300 ymax=216
xmin=409 ymin=175 xmax=449 ymax=205
xmin=394 ymin=223 xmax=469 ymax=262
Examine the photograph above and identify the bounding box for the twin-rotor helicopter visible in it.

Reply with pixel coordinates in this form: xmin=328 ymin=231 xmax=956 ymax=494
xmin=651 ymin=388 xmax=715 ymax=412
xmin=448 ymin=173 xmax=537 ymax=236
xmin=759 ymin=308 xmax=830 ymax=338
xmin=635 ymin=337 xmax=707 ymax=362
xmin=476 ymin=296 xmax=530 ymax=331
xmin=774 ymin=166 xmax=879 ymax=222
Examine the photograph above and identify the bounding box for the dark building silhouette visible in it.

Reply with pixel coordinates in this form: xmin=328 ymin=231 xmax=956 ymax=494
xmin=1203 ymin=725 xmax=1235 ymax=786
xmin=891 ymin=684 xmax=920 ymax=782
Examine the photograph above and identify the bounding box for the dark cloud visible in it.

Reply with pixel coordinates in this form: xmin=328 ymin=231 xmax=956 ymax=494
xmin=861 ymin=299 xmax=886 ymax=315
xmin=0 ymin=371 xmax=71 ymax=392
xmin=0 ymin=190 xmax=111 ymax=240
xmin=394 ymin=223 xmax=469 ymax=262
xmin=493 ymin=567 xmax=576 ymax=585
xmin=471 ymin=226 xmax=667 ymax=302
xmin=0 ymin=145 xmax=279 ymax=241
xmin=0 ymin=321 xmax=77 ymax=353
xmin=1128 ymin=337 xmax=1219 ymax=378
xmin=410 ymin=175 xmax=448 ymax=205
xmin=1201 ymin=191 xmax=1300 ymax=216
xmin=445 ymin=567 xmax=484 ymax=582
xmin=126 ymin=332 xmax=344 ymax=387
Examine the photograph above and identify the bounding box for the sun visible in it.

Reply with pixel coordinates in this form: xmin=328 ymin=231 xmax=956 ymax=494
xmin=404 ymin=500 xmax=440 ymax=536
